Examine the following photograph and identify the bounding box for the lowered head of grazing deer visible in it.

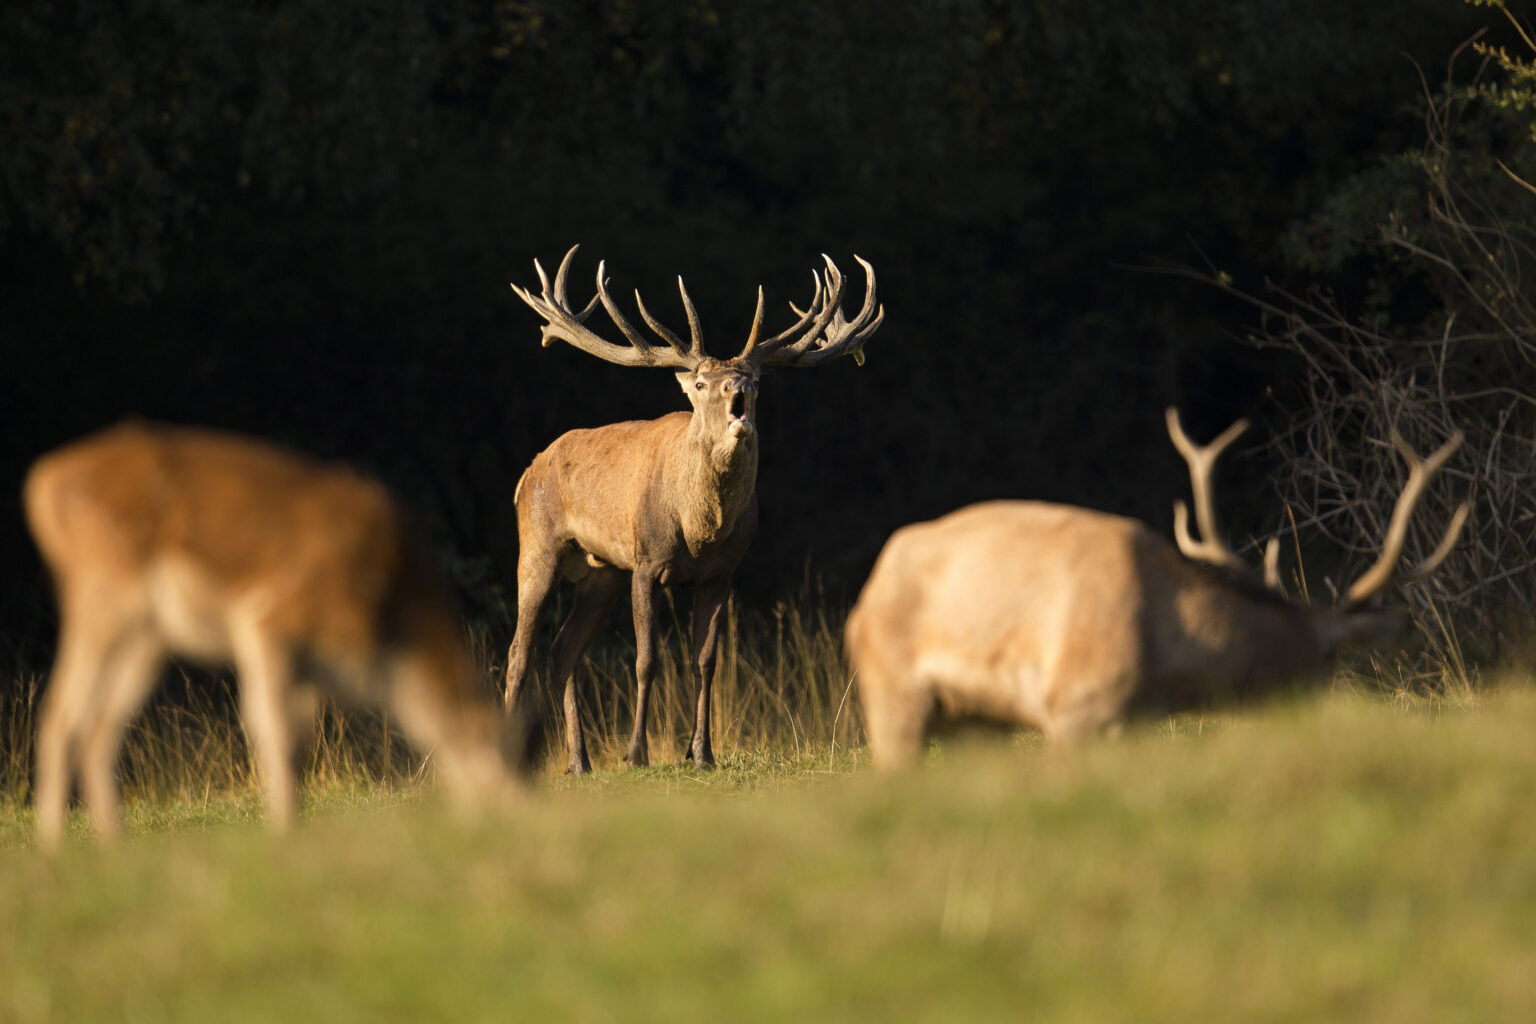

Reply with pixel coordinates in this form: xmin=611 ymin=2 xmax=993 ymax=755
xmin=504 ymin=245 xmax=882 ymax=774
xmin=845 ymin=408 xmax=1470 ymax=768
xmin=25 ymin=421 xmax=524 ymax=848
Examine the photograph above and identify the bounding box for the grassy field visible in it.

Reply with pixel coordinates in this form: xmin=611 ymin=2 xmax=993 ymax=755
xmin=2 ymin=592 xmax=1534 ymax=1022
xmin=4 ymin=676 xmax=1536 ymax=1021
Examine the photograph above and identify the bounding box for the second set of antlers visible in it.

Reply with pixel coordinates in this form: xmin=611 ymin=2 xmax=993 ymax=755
xmin=1165 ymin=408 xmax=1471 ymax=608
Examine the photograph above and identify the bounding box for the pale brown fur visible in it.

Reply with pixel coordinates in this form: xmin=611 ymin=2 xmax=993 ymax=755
xmin=25 ymin=421 xmax=521 ymax=848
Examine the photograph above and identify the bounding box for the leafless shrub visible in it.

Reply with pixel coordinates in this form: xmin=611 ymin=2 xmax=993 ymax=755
xmin=1178 ymin=56 xmax=1536 ymax=671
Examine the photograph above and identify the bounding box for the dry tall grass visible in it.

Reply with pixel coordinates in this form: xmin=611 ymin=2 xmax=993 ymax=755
xmin=0 ymin=590 xmax=866 ymax=811
xmin=0 ymin=568 xmax=1516 ymax=817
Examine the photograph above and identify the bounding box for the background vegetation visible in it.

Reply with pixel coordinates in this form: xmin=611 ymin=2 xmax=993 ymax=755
xmin=5 ymin=1 xmax=1528 ymax=679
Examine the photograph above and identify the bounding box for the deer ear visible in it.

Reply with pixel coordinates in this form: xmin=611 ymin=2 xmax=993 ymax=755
xmin=676 ymin=370 xmax=698 ymax=394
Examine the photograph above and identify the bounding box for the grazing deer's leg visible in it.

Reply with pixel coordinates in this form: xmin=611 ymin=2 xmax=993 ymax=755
xmin=549 ymin=568 xmax=623 ymax=775
xmin=687 ymin=579 xmax=730 ymax=769
xmin=627 ymin=569 xmax=660 ymax=769
xmin=1041 ymin=671 xmax=1135 ymax=747
xmin=230 ymin=620 xmax=300 ymax=830
xmin=76 ymin=627 xmax=164 ymax=842
xmin=285 ymin=686 xmax=320 ymax=776
xmin=859 ymin=674 xmax=935 ymax=771
xmin=34 ymin=595 xmax=116 ymax=850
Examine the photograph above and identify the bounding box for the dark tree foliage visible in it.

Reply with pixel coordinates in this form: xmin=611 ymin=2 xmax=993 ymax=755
xmin=0 ymin=0 xmax=1482 ymax=669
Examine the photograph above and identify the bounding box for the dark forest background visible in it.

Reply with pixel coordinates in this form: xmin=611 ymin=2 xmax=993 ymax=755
xmin=3 ymin=0 xmax=1530 ymax=677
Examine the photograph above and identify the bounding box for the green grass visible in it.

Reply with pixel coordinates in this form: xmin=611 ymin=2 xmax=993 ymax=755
xmin=3 ymin=687 xmax=1536 ymax=1021
xmin=3 ymin=589 xmax=1534 ymax=1022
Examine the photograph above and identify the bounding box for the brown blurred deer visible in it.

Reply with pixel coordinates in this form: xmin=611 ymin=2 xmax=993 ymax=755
xmin=25 ymin=421 xmax=522 ymax=848
xmin=505 ymin=246 xmax=882 ymax=773
xmin=846 ymin=408 xmax=1470 ymax=767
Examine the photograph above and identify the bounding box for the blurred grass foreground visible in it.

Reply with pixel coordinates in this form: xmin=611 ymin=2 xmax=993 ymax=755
xmin=1 ymin=592 xmax=1536 ymax=1021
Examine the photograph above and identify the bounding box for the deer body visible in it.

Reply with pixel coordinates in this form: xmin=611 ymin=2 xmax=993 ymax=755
xmin=504 ymin=247 xmax=881 ymax=773
xmin=847 ymin=412 xmax=1468 ymax=768
xmin=521 ymin=411 xmax=759 ymax=583
xmin=26 ymin=421 xmax=519 ymax=847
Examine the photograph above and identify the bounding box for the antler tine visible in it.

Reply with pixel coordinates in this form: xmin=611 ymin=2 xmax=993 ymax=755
xmin=754 ymin=263 xmax=843 ymax=363
xmin=794 ymin=254 xmax=883 ymax=367
xmin=1343 ymin=430 xmax=1468 ymax=607
xmin=756 ymin=271 xmax=824 ymax=355
xmin=509 ymin=247 xmax=700 ymax=368
xmin=631 ymin=287 xmax=687 ymax=356
xmin=1165 ymin=407 xmax=1248 ymax=571
xmin=754 ymin=255 xmax=883 ymax=368
xmin=740 ymin=286 xmax=766 ymax=357
xmin=1262 ymin=536 xmax=1281 ymax=590
xmin=676 ymin=275 xmax=706 ymax=359
xmin=593 ymin=260 xmax=655 ymax=355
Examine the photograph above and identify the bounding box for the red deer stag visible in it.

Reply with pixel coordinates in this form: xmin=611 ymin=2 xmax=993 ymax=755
xmin=505 ymin=245 xmax=882 ymax=773
xmin=846 ymin=408 xmax=1470 ymax=767
xmin=25 ymin=421 xmax=522 ymax=848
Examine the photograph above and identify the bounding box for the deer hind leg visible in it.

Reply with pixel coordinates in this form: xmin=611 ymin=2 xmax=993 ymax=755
xmin=1039 ymin=620 xmax=1140 ymax=746
xmin=857 ymin=672 xmax=935 ymax=771
xmin=34 ymin=598 xmax=121 ymax=849
xmin=76 ymin=626 xmax=165 ymax=843
xmin=230 ymin=618 xmax=300 ymax=831
xmin=502 ymin=541 xmax=561 ymax=770
xmin=504 ymin=539 xmax=563 ymax=714
xmin=549 ymin=568 xmax=623 ymax=775
xmin=684 ymin=579 xmax=731 ymax=770
xmin=1040 ymin=669 xmax=1136 ymax=746
xmin=626 ymin=570 xmax=662 ymax=769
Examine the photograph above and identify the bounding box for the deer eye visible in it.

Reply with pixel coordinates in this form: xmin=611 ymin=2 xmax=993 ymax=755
xmin=695 ymin=380 xmax=705 ymax=390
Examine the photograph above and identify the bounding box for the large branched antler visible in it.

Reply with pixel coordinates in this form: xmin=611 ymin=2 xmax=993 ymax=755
xmin=512 ymin=246 xmax=883 ymax=372
xmin=1342 ymin=431 xmax=1471 ymax=608
xmin=510 ymin=245 xmax=706 ymax=370
xmin=748 ymin=255 xmax=884 ymax=369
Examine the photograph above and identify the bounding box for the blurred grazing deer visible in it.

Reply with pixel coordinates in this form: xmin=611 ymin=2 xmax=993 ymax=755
xmin=505 ymin=245 xmax=883 ymax=773
xmin=846 ymin=408 xmax=1471 ymax=767
xmin=25 ymin=421 xmax=522 ymax=848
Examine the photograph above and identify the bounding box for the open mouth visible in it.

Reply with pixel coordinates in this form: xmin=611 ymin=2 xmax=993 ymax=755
xmin=727 ymin=390 xmax=753 ymax=432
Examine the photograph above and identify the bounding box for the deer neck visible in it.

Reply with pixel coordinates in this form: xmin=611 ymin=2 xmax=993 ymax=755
xmin=669 ymin=415 xmax=758 ymax=557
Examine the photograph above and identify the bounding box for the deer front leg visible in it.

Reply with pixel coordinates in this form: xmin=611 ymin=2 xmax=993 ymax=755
xmin=627 ymin=569 xmax=659 ymax=769
xmin=687 ymin=578 xmax=730 ymax=769
xmin=230 ymin=620 xmax=300 ymax=831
